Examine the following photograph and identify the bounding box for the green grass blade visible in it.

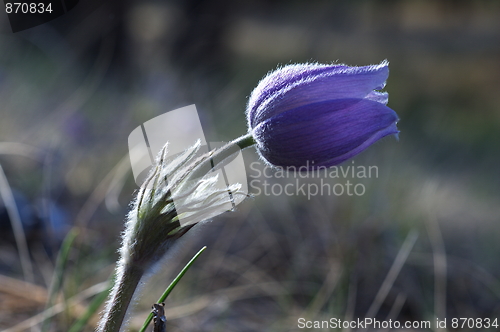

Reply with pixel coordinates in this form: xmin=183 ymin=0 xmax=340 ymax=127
xmin=138 ymin=246 xmax=207 ymax=332
xmin=41 ymin=228 xmax=79 ymax=332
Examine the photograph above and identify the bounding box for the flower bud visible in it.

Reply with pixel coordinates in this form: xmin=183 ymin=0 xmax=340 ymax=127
xmin=247 ymin=61 xmax=399 ymax=169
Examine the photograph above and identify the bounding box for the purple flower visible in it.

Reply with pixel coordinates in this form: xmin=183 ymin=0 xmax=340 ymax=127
xmin=247 ymin=61 xmax=399 ymax=169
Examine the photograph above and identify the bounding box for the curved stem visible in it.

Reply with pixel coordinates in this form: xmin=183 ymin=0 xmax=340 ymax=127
xmin=97 ymin=133 xmax=256 ymax=332
xmin=97 ymin=264 xmax=144 ymax=332
xmin=185 ymin=133 xmax=256 ymax=183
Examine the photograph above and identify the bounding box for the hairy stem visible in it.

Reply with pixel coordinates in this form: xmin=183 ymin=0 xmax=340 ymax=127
xmin=97 ymin=263 xmax=144 ymax=332
xmin=97 ymin=133 xmax=256 ymax=332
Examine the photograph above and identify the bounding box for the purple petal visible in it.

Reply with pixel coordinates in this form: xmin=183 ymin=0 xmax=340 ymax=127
xmin=251 ymin=98 xmax=398 ymax=168
xmin=248 ymin=61 xmax=389 ymax=128
xmin=247 ymin=63 xmax=345 ymax=118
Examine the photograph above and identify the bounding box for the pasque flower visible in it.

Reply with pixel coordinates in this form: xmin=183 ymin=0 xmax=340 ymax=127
xmin=98 ymin=60 xmax=400 ymax=332
xmin=247 ymin=61 xmax=399 ymax=169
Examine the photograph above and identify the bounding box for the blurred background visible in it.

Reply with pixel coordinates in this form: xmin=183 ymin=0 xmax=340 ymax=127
xmin=1 ymin=0 xmax=500 ymax=331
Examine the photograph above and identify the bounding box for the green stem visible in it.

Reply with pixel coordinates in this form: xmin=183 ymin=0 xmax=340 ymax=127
xmin=233 ymin=132 xmax=256 ymax=150
xmin=185 ymin=133 xmax=256 ymax=183
xmin=98 ymin=264 xmax=145 ymax=332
